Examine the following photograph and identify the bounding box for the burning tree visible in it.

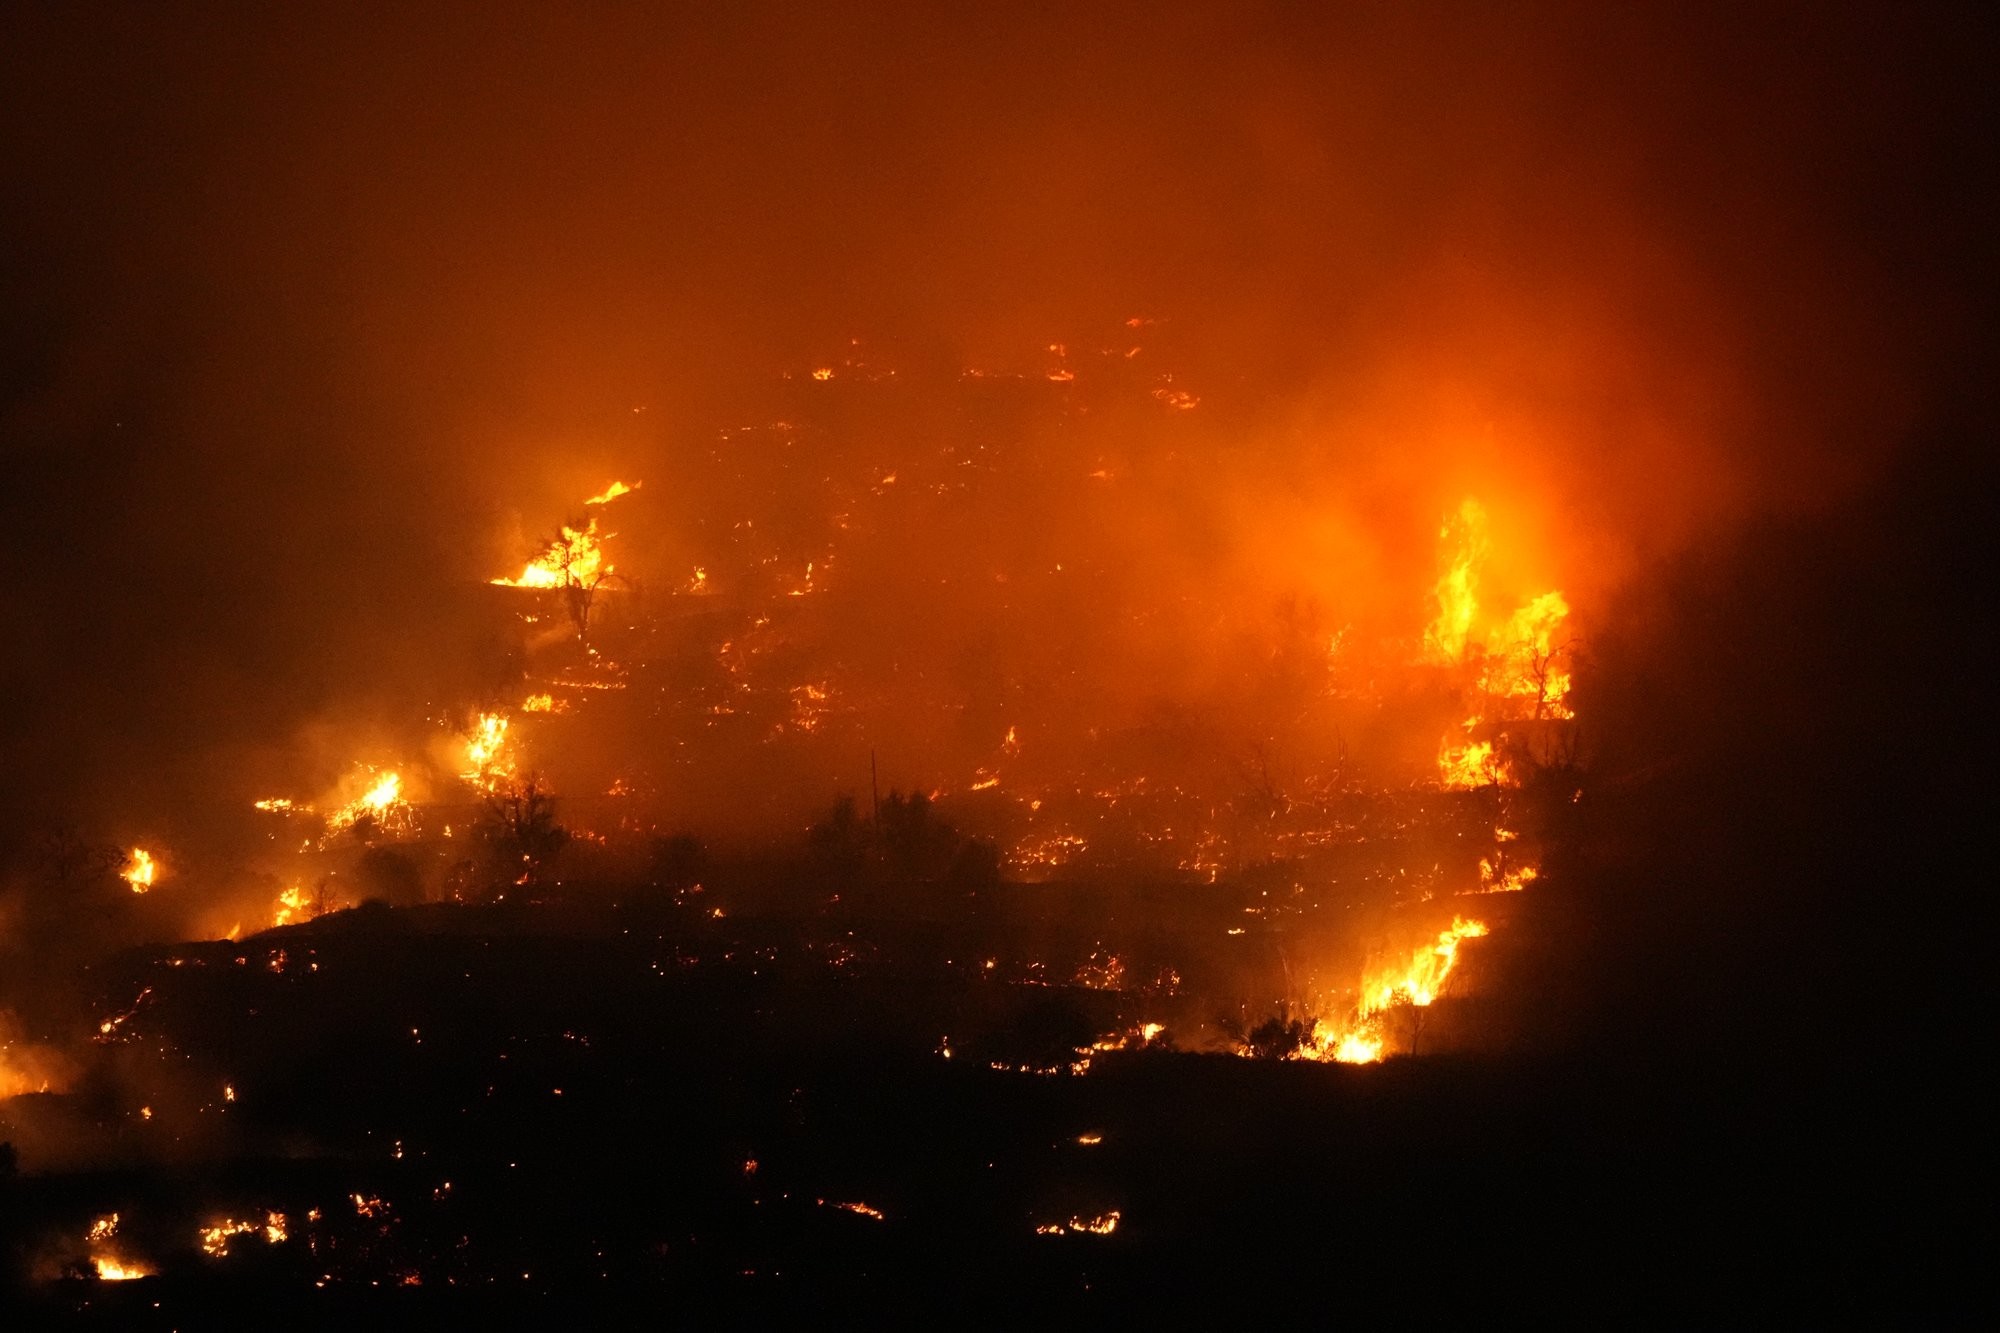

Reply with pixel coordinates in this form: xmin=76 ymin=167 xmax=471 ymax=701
xmin=500 ymin=520 xmax=617 ymax=643
xmin=490 ymin=484 xmax=639 ymax=643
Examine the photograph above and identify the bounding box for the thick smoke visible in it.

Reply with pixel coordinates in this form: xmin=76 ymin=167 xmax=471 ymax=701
xmin=0 ymin=5 xmax=1984 ymax=955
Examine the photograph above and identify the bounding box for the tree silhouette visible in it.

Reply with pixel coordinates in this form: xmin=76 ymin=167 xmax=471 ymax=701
xmin=807 ymin=793 xmax=868 ymax=883
xmin=483 ymin=773 xmax=570 ymax=893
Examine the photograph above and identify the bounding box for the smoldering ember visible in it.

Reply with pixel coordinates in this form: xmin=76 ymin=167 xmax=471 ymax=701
xmin=0 ymin=5 xmax=1986 ymax=1324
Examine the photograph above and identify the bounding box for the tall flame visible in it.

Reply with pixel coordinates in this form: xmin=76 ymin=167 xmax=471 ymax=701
xmin=1426 ymin=499 xmax=1490 ymax=662
xmin=1425 ymin=498 xmax=1575 ymax=786
xmin=462 ymin=712 xmax=517 ymax=793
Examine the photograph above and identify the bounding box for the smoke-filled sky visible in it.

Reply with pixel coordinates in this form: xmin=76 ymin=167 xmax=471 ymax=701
xmin=0 ymin=2 xmax=1988 ymax=847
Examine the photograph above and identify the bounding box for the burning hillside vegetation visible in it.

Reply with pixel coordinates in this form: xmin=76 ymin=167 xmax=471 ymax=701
xmin=0 ymin=338 xmax=1589 ymax=1307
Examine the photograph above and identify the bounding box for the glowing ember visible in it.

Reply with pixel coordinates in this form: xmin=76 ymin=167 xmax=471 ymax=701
xmin=1036 ymin=1211 xmax=1120 ymax=1236
xmin=96 ymin=987 xmax=153 ymax=1041
xmin=1478 ymin=859 xmax=1538 ymax=893
xmin=819 ymin=1199 xmax=887 ymax=1220
xmin=120 ymin=847 xmax=157 ymax=893
xmin=199 ymin=1219 xmax=254 ymax=1257
xmin=202 ymin=1211 xmax=287 ymax=1256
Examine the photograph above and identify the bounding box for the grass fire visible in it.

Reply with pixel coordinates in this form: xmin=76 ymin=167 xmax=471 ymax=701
xmin=0 ymin=3 xmax=1983 ymax=1322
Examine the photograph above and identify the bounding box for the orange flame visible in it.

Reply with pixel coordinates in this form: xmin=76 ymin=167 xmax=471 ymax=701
xmin=461 ymin=712 xmax=517 ymax=793
xmin=492 ymin=518 xmax=608 ymax=589
xmin=120 ymin=848 xmax=157 ymax=893
xmin=583 ymin=480 xmax=638 ymax=505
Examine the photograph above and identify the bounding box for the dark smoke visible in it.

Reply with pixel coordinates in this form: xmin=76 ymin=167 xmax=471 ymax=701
xmin=1 ymin=3 xmax=1988 ymax=991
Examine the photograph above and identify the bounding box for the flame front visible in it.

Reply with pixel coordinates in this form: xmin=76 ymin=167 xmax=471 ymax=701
xmin=200 ymin=1211 xmax=287 ymax=1257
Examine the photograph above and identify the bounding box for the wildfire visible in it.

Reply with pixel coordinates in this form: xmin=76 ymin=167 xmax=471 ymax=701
xmin=1427 ymin=499 xmax=1492 ymax=662
xmin=820 ymin=1200 xmax=887 ymax=1220
xmin=461 ymin=712 xmax=517 ymax=792
xmin=1036 ymin=1211 xmax=1121 ymax=1236
xmin=96 ymin=987 xmax=152 ymax=1041
xmin=0 ymin=1048 xmax=51 ymax=1098
xmin=326 ymin=770 xmax=409 ymax=834
xmin=1331 ymin=1032 xmax=1385 ymax=1064
xmin=584 ymin=480 xmax=638 ymax=505
xmin=492 ymin=518 xmax=608 ymax=590
xmin=1361 ymin=915 xmax=1488 ymax=1011
xmin=1423 ymin=498 xmax=1576 ymax=786
xmin=200 ymin=1211 xmax=287 ymax=1257
xmin=1438 ymin=735 xmax=1501 ymax=790
xmin=86 ymin=1213 xmax=151 ymax=1281
xmin=1290 ymin=916 xmax=1492 ymax=1064
xmin=1478 ymin=859 xmax=1538 ymax=893
xmin=120 ymin=847 xmax=157 ymax=893
xmin=272 ymin=884 xmax=312 ymax=927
